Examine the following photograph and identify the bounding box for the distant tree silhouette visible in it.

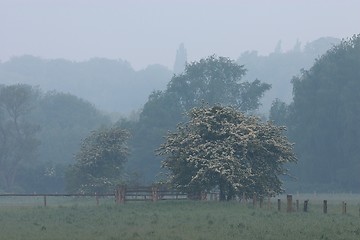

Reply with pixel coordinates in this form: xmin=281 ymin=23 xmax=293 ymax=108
xmin=173 ymin=43 xmax=187 ymax=74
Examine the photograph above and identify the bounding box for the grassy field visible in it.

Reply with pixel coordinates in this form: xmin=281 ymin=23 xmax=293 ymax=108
xmin=0 ymin=197 xmax=360 ymax=240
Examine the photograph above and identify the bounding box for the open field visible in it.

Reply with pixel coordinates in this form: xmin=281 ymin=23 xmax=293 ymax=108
xmin=1 ymin=195 xmax=360 ymax=240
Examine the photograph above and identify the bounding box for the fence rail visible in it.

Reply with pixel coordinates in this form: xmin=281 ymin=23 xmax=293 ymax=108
xmin=0 ymin=193 xmax=113 ymax=197
xmin=1 ymin=190 xmax=360 ymax=216
xmin=0 ymin=186 xmax=189 ymax=206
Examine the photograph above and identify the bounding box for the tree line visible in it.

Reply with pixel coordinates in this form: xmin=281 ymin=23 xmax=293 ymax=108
xmin=0 ymin=85 xmax=110 ymax=192
xmin=2 ymin=35 xmax=359 ymax=195
xmin=67 ymin=56 xmax=295 ymax=198
xmin=270 ymin=34 xmax=360 ymax=192
xmin=0 ymin=56 xmax=172 ymax=115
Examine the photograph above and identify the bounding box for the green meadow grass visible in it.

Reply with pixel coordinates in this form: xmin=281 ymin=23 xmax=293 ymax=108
xmin=0 ymin=198 xmax=360 ymax=240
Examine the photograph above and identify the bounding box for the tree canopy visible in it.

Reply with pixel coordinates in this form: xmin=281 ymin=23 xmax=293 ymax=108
xmin=66 ymin=127 xmax=129 ymax=193
xmin=125 ymin=55 xmax=271 ymax=183
xmin=0 ymin=55 xmax=172 ymax=114
xmin=271 ymin=34 xmax=360 ymax=191
xmin=238 ymin=37 xmax=340 ymax=113
xmin=157 ymin=105 xmax=296 ymax=200
xmin=167 ymin=55 xmax=270 ymax=112
xmin=0 ymin=84 xmax=111 ymax=193
xmin=33 ymin=91 xmax=111 ymax=165
xmin=0 ymin=84 xmax=40 ymax=191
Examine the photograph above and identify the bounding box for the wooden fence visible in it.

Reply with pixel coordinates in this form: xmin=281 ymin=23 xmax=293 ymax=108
xmin=272 ymin=194 xmax=360 ymax=215
xmin=0 ymin=186 xmax=188 ymax=207
xmin=1 ymin=190 xmax=360 ymax=215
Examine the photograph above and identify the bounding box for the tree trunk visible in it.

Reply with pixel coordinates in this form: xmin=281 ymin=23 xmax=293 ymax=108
xmin=219 ymin=180 xmax=236 ymax=201
xmin=226 ymin=186 xmax=235 ymax=201
xmin=219 ymin=181 xmax=227 ymax=201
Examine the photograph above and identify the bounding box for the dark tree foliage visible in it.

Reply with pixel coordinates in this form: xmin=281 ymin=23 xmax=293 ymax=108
xmin=0 ymin=84 xmax=110 ymax=193
xmin=167 ymin=55 xmax=270 ymax=112
xmin=66 ymin=127 xmax=129 ymax=194
xmin=0 ymin=84 xmax=40 ymax=192
xmin=33 ymin=91 xmax=111 ymax=165
xmin=238 ymin=37 xmax=341 ymax=113
xmin=17 ymin=91 xmax=111 ymax=193
xmin=269 ymin=99 xmax=292 ymax=127
xmin=283 ymin=34 xmax=360 ymax=190
xmin=126 ymin=56 xmax=271 ymax=183
xmin=158 ymin=105 xmax=296 ymax=200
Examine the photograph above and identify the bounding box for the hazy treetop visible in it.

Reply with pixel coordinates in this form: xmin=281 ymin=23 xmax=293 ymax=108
xmin=1 ymin=0 xmax=359 ymax=70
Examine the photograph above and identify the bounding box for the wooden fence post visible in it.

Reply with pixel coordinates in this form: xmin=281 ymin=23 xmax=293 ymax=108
xmin=115 ymin=187 xmax=119 ymax=203
xmin=303 ymin=200 xmax=309 ymax=212
xmin=95 ymin=193 xmax=99 ymax=206
xmin=152 ymin=186 xmax=158 ymax=202
xmin=115 ymin=185 xmax=126 ymax=204
xmin=201 ymin=192 xmax=207 ymax=201
xmin=296 ymin=200 xmax=299 ymax=212
xmin=253 ymin=193 xmax=257 ymax=208
xmin=43 ymin=195 xmax=47 ymax=207
xmin=287 ymin=195 xmax=293 ymax=212
xmin=277 ymin=199 xmax=281 ymax=211
xmin=323 ymin=200 xmax=327 ymax=214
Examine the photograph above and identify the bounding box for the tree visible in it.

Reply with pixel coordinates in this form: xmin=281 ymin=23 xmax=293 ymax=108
xmin=21 ymin=91 xmax=111 ymax=193
xmin=269 ymin=99 xmax=292 ymax=127
xmin=66 ymin=127 xmax=129 ymax=193
xmin=121 ymin=90 xmax=184 ymax=183
xmin=167 ymin=55 xmax=270 ymax=112
xmin=287 ymin=34 xmax=360 ymax=190
xmin=274 ymin=40 xmax=283 ymax=54
xmin=126 ymin=55 xmax=271 ymax=183
xmin=157 ymin=105 xmax=296 ymax=201
xmin=0 ymin=55 xmax=172 ymax=114
xmin=237 ymin=37 xmax=340 ymax=114
xmin=173 ymin=43 xmax=187 ymax=74
xmin=33 ymin=91 xmax=111 ymax=165
xmin=0 ymin=84 xmax=40 ymax=192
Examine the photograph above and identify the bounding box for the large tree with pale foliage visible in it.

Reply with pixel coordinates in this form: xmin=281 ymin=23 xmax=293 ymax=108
xmin=157 ymin=105 xmax=296 ymax=201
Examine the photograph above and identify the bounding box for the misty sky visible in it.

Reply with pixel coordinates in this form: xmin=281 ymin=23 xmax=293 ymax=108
xmin=1 ymin=0 xmax=360 ymax=70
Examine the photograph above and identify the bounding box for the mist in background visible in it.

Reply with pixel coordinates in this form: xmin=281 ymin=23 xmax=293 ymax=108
xmin=1 ymin=0 xmax=360 ymax=69
xmin=2 ymin=0 xmax=359 ymax=115
xmin=1 ymin=0 xmax=360 ymax=192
